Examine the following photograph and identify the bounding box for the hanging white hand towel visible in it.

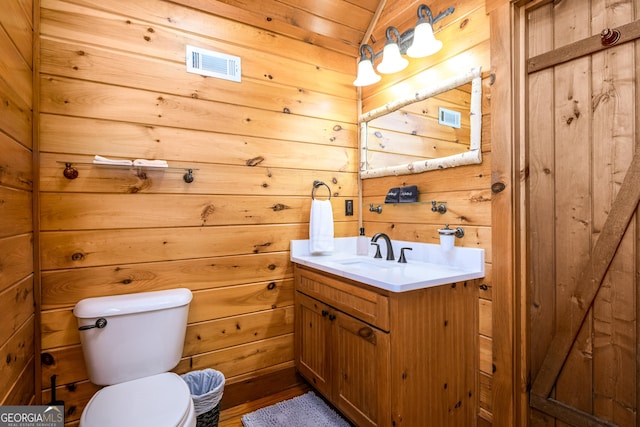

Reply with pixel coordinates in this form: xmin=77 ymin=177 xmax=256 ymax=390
xmin=309 ymin=199 xmax=334 ymax=254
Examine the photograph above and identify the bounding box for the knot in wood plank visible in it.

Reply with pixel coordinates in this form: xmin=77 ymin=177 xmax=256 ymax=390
xmin=200 ymin=204 xmax=215 ymax=223
xmin=246 ymin=156 xmax=265 ymax=166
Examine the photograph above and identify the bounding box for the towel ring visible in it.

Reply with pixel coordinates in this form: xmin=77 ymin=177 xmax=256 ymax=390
xmin=311 ymin=180 xmax=331 ymax=200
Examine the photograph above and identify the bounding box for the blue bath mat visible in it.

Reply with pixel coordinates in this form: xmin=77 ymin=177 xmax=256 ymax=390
xmin=241 ymin=391 xmax=351 ymax=427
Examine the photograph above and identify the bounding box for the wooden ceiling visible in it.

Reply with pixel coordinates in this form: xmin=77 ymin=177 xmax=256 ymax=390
xmin=170 ymin=0 xmax=440 ymax=58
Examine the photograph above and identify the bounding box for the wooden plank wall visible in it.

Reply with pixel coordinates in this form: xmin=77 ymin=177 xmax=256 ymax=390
xmin=37 ymin=0 xmax=358 ymax=421
xmin=360 ymin=0 xmax=494 ymax=424
xmin=0 ymin=0 xmax=36 ymax=407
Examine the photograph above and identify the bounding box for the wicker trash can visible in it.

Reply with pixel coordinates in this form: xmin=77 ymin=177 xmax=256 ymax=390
xmin=181 ymin=369 xmax=225 ymax=427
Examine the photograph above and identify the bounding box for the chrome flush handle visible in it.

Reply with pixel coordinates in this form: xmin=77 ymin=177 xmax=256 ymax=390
xmin=78 ymin=317 xmax=108 ymax=331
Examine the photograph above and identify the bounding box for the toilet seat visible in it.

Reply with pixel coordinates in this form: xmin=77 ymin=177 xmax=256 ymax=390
xmin=80 ymin=372 xmax=195 ymax=427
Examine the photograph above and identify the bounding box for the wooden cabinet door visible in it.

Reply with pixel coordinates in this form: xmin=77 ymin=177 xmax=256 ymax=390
xmin=295 ymin=292 xmax=332 ymax=398
xmin=333 ymin=310 xmax=390 ymax=427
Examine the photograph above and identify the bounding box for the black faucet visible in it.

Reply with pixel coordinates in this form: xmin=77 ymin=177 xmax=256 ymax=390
xmin=371 ymin=233 xmax=395 ymax=261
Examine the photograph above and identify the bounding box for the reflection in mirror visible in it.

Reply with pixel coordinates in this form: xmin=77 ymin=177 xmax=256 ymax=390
xmin=360 ymin=67 xmax=482 ymax=179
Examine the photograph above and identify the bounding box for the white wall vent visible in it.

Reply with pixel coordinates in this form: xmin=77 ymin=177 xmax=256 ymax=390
xmin=186 ymin=45 xmax=241 ymax=83
xmin=438 ymin=107 xmax=461 ymax=128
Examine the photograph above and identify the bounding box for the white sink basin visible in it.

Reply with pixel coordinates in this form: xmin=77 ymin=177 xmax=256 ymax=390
xmin=290 ymin=237 xmax=485 ymax=293
xmin=334 ymin=258 xmax=402 ymax=271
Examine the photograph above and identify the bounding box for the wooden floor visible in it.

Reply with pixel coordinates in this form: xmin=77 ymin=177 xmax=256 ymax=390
xmin=218 ymin=383 xmax=310 ymax=427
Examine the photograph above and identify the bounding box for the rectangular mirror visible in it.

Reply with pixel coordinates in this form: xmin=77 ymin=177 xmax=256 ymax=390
xmin=360 ymin=67 xmax=482 ymax=179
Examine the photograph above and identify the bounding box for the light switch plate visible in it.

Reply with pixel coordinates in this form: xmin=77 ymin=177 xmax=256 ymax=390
xmin=345 ymin=200 xmax=353 ymax=216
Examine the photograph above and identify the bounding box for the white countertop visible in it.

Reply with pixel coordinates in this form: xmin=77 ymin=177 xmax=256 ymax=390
xmin=290 ymin=237 xmax=485 ymax=293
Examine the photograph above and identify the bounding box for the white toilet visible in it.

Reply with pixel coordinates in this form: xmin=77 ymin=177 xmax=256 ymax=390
xmin=73 ymin=288 xmax=196 ymax=427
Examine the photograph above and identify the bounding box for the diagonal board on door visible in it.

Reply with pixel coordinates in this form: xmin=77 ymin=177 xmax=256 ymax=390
xmin=530 ymin=148 xmax=640 ymax=426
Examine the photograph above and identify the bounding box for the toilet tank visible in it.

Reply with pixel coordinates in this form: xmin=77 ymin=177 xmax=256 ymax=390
xmin=73 ymin=288 xmax=193 ymax=386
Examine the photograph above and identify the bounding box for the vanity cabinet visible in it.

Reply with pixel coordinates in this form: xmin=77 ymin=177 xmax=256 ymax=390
xmin=294 ymin=264 xmax=477 ymax=427
xmin=296 ymin=290 xmax=391 ymax=427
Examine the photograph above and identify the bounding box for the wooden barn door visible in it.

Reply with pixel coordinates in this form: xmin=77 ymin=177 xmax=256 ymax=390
xmin=524 ymin=1 xmax=640 ymax=426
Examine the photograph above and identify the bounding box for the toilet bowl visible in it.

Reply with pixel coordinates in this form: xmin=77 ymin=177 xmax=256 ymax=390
xmin=74 ymin=289 xmax=195 ymax=427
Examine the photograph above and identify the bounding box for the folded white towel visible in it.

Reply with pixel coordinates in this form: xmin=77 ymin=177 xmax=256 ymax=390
xmin=93 ymin=155 xmax=133 ymax=166
xmin=309 ymin=199 xmax=334 ymax=254
xmin=133 ymin=159 xmax=169 ymax=168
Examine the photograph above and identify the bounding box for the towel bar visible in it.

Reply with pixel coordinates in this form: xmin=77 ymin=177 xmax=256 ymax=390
xmin=311 ymin=180 xmax=331 ymax=200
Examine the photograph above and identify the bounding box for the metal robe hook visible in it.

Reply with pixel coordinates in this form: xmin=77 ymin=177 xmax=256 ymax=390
xmin=431 ymin=200 xmax=447 ymax=214
xmin=601 ymin=28 xmax=621 ymax=46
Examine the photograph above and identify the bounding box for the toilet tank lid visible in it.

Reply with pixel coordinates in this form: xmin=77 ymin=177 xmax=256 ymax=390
xmin=73 ymin=288 xmax=193 ymax=319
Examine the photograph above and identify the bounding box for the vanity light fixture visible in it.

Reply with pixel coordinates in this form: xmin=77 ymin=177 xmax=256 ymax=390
xmin=406 ymin=4 xmax=443 ymax=58
xmin=353 ymin=3 xmax=452 ymax=86
xmin=377 ymin=27 xmax=409 ymax=74
xmin=353 ymin=44 xmax=382 ymax=87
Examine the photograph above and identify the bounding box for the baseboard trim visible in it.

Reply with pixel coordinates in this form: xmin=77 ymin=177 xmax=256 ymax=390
xmin=219 ymin=365 xmax=304 ymax=411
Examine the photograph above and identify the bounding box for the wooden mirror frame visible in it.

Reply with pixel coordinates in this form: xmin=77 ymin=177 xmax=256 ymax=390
xmin=359 ymin=67 xmax=482 ymax=179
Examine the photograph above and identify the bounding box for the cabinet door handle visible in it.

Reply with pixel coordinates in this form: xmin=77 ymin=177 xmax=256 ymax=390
xmin=328 ymin=314 xmax=336 ymax=321
xmin=358 ymin=327 xmax=373 ymax=338
xmin=321 ymin=310 xmax=329 ymax=317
